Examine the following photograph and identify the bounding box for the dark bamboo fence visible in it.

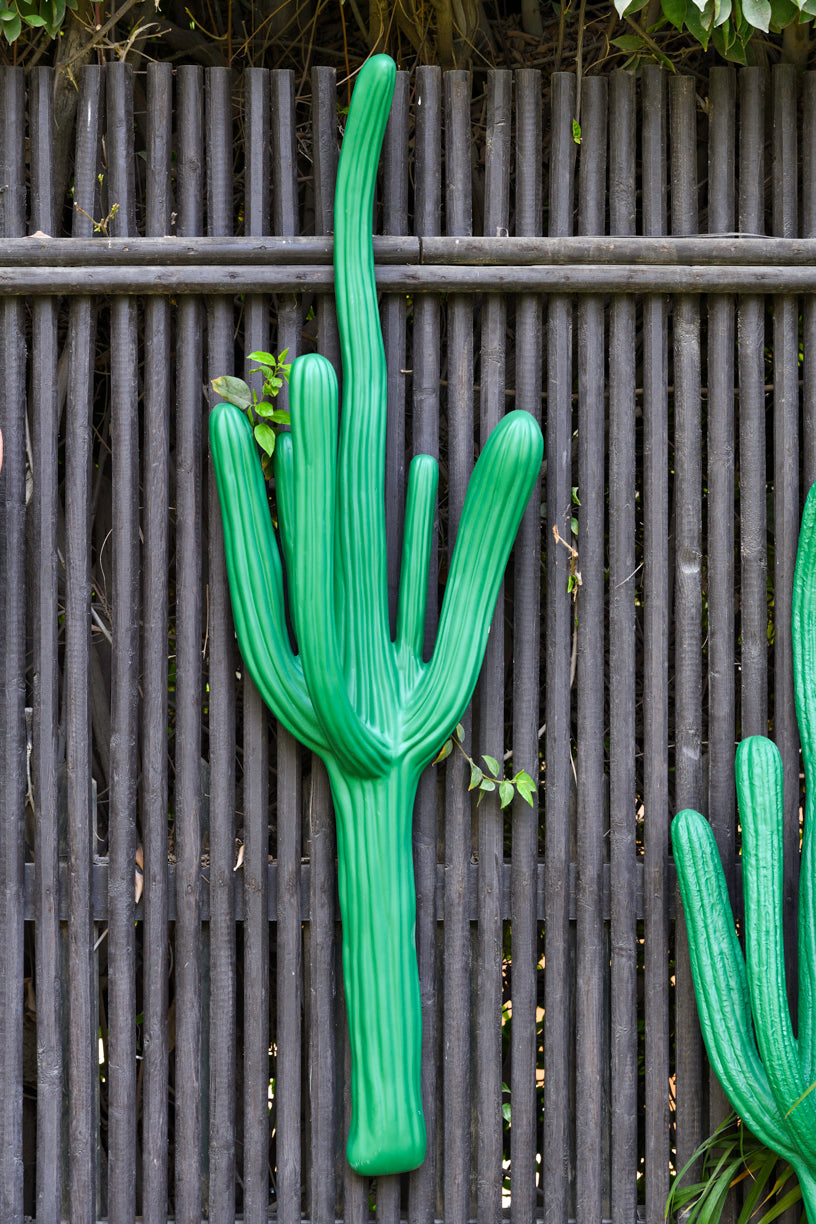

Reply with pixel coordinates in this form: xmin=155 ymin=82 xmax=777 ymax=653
xmin=0 ymin=58 xmax=812 ymax=1223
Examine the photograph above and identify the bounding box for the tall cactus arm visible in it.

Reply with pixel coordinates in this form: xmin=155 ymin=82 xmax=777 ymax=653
xmin=671 ymin=809 xmax=797 ymax=1163
xmin=289 ymin=353 xmax=391 ymax=778
xmin=209 ymin=401 xmax=326 ymax=756
xmin=736 ymin=737 xmax=816 ymax=1163
xmin=793 ymin=483 xmax=816 ymax=1079
xmin=334 ymin=54 xmax=398 ymax=727
xmin=395 ymin=454 xmax=438 ymax=674
xmin=404 ymin=409 xmax=543 ymax=761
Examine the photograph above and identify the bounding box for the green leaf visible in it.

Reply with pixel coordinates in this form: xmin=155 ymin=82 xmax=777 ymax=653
xmin=22 ymin=12 xmax=48 ymax=25
xmin=769 ymin=0 xmax=798 ymax=24
xmin=253 ymin=401 xmax=290 ymax=424
xmin=684 ymin=0 xmax=713 ymax=41
xmin=740 ymin=0 xmax=771 ymax=28
xmin=277 ymin=348 xmax=289 ymax=363
xmin=570 ymin=516 xmax=579 ymax=536
xmin=502 ymin=1101 xmax=511 ymax=1123
xmin=253 ymin=422 xmax=277 ymax=458
xmin=247 ymin=350 xmax=277 ymax=366
xmin=482 ymin=754 xmax=500 ymax=776
xmin=611 ymin=33 xmax=647 ymax=48
xmin=212 ymin=375 xmax=253 ymax=410
xmin=499 ymin=781 xmax=514 ymax=808
xmin=1 ymin=12 xmax=21 ymax=38
xmin=714 ymin=0 xmax=732 ymax=24
xmin=662 ymin=0 xmax=689 ymax=23
xmin=572 ymin=119 xmax=582 ymax=145
xmin=433 ymin=739 xmax=453 ymax=764
xmin=469 ymin=764 xmax=484 ymax=791
xmin=455 ymin=722 xmax=465 ymax=741
xmin=479 ymin=778 xmax=496 ymax=792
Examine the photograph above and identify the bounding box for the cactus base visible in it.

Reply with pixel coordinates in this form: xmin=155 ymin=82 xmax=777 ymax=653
xmin=328 ymin=764 xmax=426 ymax=1175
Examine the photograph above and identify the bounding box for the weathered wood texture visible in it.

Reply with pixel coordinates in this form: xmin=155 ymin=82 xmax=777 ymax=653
xmin=1 ymin=62 xmax=812 ymax=1224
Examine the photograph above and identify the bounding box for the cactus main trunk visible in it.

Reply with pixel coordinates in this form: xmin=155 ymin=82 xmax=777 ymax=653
xmin=327 ymin=763 xmax=426 ymax=1175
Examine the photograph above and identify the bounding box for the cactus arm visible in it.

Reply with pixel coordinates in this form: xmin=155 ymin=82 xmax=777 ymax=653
xmin=671 ymin=809 xmax=797 ymax=1162
xmin=792 ymin=483 xmax=816 ymax=1079
xmin=289 ymin=352 xmax=390 ymax=778
xmin=208 ymin=401 xmax=326 ymax=754
xmin=404 ymin=410 xmax=543 ymax=761
xmin=736 ymin=737 xmax=816 ymax=1160
xmin=273 ymin=431 xmax=297 ymax=606
xmin=334 ymin=54 xmax=398 ymax=726
xmin=395 ymin=454 xmax=438 ymax=673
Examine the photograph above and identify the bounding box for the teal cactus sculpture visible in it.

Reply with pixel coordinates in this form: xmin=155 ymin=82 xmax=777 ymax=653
xmin=209 ymin=55 xmax=543 ymax=1175
xmin=672 ymin=482 xmax=816 ymax=1219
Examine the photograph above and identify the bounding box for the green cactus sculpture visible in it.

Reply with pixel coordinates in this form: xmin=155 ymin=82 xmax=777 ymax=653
xmin=209 ymin=55 xmax=543 ymax=1176
xmin=672 ymin=482 xmax=816 ymax=1220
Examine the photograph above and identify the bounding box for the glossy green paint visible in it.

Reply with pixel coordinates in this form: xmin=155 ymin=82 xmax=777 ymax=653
xmin=673 ymin=482 xmax=816 ymax=1219
xmin=209 ymin=54 xmax=543 ymax=1175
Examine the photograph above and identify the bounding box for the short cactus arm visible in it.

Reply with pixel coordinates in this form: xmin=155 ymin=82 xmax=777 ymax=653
xmin=288 ymin=353 xmax=389 ymax=778
xmin=209 ymin=401 xmax=326 ymax=754
xmin=395 ymin=454 xmax=438 ymax=671
xmin=273 ymin=431 xmax=296 ymax=588
xmin=334 ymin=55 xmax=398 ymax=726
xmin=404 ymin=410 xmax=543 ymax=760
xmin=672 ymin=809 xmax=796 ymax=1162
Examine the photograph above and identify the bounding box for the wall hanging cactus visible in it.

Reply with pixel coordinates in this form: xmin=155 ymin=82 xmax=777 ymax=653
xmin=209 ymin=54 xmax=543 ymax=1176
xmin=672 ymin=482 xmax=816 ymax=1219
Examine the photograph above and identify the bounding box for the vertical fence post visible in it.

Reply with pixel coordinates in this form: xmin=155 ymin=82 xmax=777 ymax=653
xmin=65 ymin=64 xmax=104 ymax=1224
xmin=175 ymin=62 xmax=205 ymax=1224
xmin=511 ymin=64 xmax=543 ymax=1224
xmin=409 ymin=62 xmax=443 ymax=1224
xmin=0 ymin=61 xmax=26 ymax=1224
xmin=575 ymin=71 xmax=608 ymax=1224
xmin=443 ymin=65 xmax=475 ymax=1224
xmin=206 ymin=64 xmax=239 ymax=1224
xmin=706 ymin=69 xmax=738 ymax=1195
xmin=30 ymin=62 xmax=63 ymax=1224
xmin=543 ymin=68 xmax=576 ymax=1224
xmin=670 ymin=71 xmax=705 ymax=1183
xmin=142 ymin=59 xmax=173 ymax=1224
xmin=641 ymin=63 xmax=670 ymax=1224
xmin=106 ymin=60 xmax=140 ymax=1224
xmin=608 ymin=66 xmax=639 ymax=1224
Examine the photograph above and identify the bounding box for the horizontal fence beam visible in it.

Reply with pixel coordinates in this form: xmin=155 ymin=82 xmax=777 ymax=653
xmin=21 ymin=858 xmax=687 ymax=923
xmin=7 ymin=263 xmax=816 ymax=294
xmin=5 ymin=263 xmax=816 ymax=295
xmin=4 ymin=233 xmax=816 ymax=265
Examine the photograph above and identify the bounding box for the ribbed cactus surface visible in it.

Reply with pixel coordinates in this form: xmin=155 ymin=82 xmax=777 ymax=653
xmin=210 ymin=54 xmax=543 ymax=1174
xmin=672 ymin=482 xmax=816 ymax=1218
